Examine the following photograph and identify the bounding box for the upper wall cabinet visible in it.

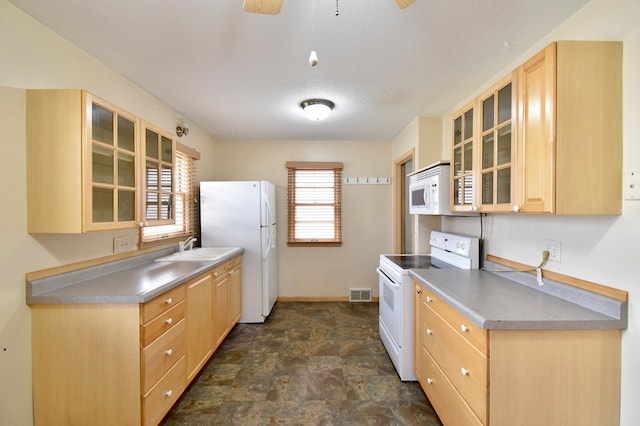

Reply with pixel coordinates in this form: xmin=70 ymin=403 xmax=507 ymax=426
xmin=450 ymin=40 xmax=622 ymax=215
xmin=451 ymin=74 xmax=517 ymax=213
xmin=478 ymin=74 xmax=517 ymax=212
xmin=517 ymin=41 xmax=622 ymax=214
xmin=141 ymin=121 xmax=176 ymax=226
xmin=451 ymin=101 xmax=476 ymax=212
xmin=27 ymin=90 xmax=140 ymax=233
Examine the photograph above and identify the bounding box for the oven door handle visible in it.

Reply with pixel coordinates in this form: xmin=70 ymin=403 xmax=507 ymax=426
xmin=376 ymin=268 xmax=401 ymax=289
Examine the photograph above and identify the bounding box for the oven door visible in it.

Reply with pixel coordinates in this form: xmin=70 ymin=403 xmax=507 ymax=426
xmin=377 ymin=267 xmax=402 ymax=346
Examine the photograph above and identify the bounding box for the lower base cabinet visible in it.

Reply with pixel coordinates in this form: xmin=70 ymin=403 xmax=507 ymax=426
xmin=414 ymin=282 xmax=621 ymax=426
xmin=30 ymin=256 xmax=242 ymax=426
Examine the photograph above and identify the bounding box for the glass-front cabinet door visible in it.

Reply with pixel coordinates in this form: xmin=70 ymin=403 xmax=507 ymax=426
xmin=478 ymin=74 xmax=517 ymax=212
xmin=451 ymin=102 xmax=476 ymax=211
xmin=85 ymin=93 xmax=139 ymax=230
xmin=142 ymin=122 xmax=176 ymax=225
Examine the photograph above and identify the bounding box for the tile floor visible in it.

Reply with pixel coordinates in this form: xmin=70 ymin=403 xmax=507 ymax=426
xmin=161 ymin=302 xmax=442 ymax=425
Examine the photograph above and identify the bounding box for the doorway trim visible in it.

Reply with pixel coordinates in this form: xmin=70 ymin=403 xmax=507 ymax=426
xmin=393 ymin=148 xmax=415 ymax=253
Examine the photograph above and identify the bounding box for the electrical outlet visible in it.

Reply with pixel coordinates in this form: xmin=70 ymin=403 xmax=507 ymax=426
xmin=543 ymin=239 xmax=561 ymax=262
xmin=113 ymin=236 xmax=133 ymax=254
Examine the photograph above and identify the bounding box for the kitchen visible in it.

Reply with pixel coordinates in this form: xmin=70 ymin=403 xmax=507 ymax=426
xmin=1 ymin=0 xmax=639 ymax=425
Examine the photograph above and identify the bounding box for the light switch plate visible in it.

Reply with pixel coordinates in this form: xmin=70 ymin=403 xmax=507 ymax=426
xmin=624 ymin=171 xmax=640 ymax=200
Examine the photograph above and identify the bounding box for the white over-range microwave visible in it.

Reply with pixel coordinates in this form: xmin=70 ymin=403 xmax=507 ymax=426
xmin=408 ymin=162 xmax=452 ymax=215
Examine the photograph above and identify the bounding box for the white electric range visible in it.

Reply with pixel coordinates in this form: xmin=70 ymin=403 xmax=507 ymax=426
xmin=377 ymin=231 xmax=480 ymax=381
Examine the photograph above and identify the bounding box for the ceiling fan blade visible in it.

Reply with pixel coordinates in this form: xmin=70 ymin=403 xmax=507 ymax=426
xmin=243 ymin=0 xmax=283 ymax=15
xmin=394 ymin=0 xmax=416 ymax=9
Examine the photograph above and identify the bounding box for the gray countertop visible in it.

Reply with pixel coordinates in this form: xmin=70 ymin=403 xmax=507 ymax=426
xmin=410 ymin=266 xmax=627 ymax=330
xmin=27 ymin=247 xmax=244 ymax=304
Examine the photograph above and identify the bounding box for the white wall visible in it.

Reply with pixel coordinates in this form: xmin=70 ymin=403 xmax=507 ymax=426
xmin=441 ymin=0 xmax=640 ymax=424
xmin=215 ymin=139 xmax=392 ymax=299
xmin=0 ymin=2 xmax=218 ymax=424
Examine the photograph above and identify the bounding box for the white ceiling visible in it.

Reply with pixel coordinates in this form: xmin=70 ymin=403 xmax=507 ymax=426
xmin=9 ymin=0 xmax=591 ymax=141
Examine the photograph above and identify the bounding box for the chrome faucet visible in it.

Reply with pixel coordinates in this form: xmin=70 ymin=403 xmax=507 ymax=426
xmin=179 ymin=236 xmax=197 ymax=252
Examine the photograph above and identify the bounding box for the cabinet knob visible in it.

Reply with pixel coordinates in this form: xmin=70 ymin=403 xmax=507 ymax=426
xmin=513 ymin=204 xmax=521 ymax=212
xmin=165 ymin=348 xmax=173 ymax=356
xmin=427 ymin=378 xmax=433 ymax=385
xmin=471 ymin=205 xmax=479 ymax=211
xmin=214 ymin=271 xmax=219 ymax=277
xmin=165 ymin=297 xmax=173 ymax=305
xmin=460 ymin=324 xmax=469 ymax=332
xmin=461 ymin=367 xmax=470 ymax=376
xmin=165 ymin=390 xmax=173 ymax=398
xmin=416 ymin=289 xmax=422 ymax=295
xmin=426 ymin=328 xmax=433 ymax=335
xmin=426 ymin=296 xmax=432 ymax=303
xmin=165 ymin=317 xmax=173 ymax=325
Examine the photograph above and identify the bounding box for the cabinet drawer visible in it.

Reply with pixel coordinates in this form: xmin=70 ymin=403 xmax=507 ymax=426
xmin=225 ymin=255 xmax=242 ymax=270
xmin=211 ymin=264 xmax=226 ymax=280
xmin=420 ymin=286 xmax=487 ymax=354
xmin=142 ymin=355 xmax=187 ymax=426
xmin=142 ymin=318 xmax=186 ymax=393
xmin=420 ymin=346 xmax=483 ymax=426
xmin=142 ymin=285 xmax=185 ymax=323
xmin=141 ymin=300 xmax=185 ymax=347
xmin=422 ymin=302 xmax=487 ymax=423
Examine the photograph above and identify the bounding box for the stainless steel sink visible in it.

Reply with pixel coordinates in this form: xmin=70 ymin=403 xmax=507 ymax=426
xmin=155 ymin=247 xmax=240 ymax=262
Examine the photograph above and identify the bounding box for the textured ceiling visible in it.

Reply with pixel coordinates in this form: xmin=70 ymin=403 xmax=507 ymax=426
xmin=9 ymin=0 xmax=591 ymax=140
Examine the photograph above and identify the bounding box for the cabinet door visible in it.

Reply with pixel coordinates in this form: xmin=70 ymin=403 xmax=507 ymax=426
xmin=186 ymin=273 xmax=214 ymax=381
xmin=517 ymin=43 xmax=556 ymax=213
xmin=451 ymin=102 xmax=476 ymax=211
xmin=141 ymin=121 xmax=176 ymax=225
xmin=85 ymin=93 xmax=139 ymax=230
xmin=228 ymin=263 xmax=242 ymax=326
xmin=478 ymin=74 xmax=517 ymax=212
xmin=213 ymin=270 xmax=229 ymax=347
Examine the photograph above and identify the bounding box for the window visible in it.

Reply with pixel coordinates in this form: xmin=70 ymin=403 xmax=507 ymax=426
xmin=286 ymin=161 xmax=343 ymax=246
xmin=140 ymin=143 xmax=200 ymax=246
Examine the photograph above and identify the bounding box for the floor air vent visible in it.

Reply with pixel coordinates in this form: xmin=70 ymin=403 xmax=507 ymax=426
xmin=349 ymin=288 xmax=372 ymax=302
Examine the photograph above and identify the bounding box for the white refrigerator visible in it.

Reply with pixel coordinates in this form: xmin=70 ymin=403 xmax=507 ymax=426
xmin=200 ymin=181 xmax=278 ymax=323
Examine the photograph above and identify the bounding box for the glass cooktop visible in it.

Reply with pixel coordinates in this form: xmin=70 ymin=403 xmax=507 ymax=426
xmin=383 ymin=255 xmax=455 ymax=270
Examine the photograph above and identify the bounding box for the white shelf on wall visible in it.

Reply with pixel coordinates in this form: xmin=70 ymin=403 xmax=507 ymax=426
xmin=343 ymin=177 xmax=391 ymax=185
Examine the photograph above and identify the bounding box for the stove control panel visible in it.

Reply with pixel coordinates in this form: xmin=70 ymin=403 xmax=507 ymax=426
xmin=430 ymin=231 xmax=478 ymax=258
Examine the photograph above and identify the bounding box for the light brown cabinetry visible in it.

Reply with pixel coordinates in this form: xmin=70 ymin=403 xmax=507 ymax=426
xmin=214 ymin=255 xmax=243 ymax=346
xmin=27 ymin=89 xmax=140 ymax=232
xmin=186 ymin=272 xmax=214 ymax=381
xmin=140 ymin=286 xmax=187 ymax=426
xmin=31 ymin=257 xmax=242 ymax=426
xmin=517 ymin=41 xmax=622 ymax=214
xmin=141 ymin=121 xmax=176 ymax=225
xmin=451 ymin=102 xmax=476 ymax=211
xmin=414 ymin=281 xmax=622 ymax=425
xmin=415 ymin=283 xmax=488 ymax=425
xmin=450 ymin=40 xmax=622 ymax=214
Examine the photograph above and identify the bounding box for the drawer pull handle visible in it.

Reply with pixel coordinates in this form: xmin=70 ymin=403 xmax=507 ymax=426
xmin=427 ymin=378 xmax=433 ymax=385
xmin=416 ymin=289 xmax=422 ymax=295
xmin=165 ymin=297 xmax=173 ymax=305
xmin=165 ymin=348 xmax=173 ymax=356
xmin=426 ymin=296 xmax=432 ymax=303
xmin=426 ymin=328 xmax=433 ymax=335
xmin=165 ymin=390 xmax=173 ymax=398
xmin=460 ymin=324 xmax=469 ymax=333
xmin=461 ymin=367 xmax=470 ymax=376
xmin=166 ymin=317 xmax=173 ymax=325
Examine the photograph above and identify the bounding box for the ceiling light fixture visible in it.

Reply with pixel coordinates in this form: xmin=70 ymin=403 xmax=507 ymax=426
xmin=300 ymin=99 xmax=334 ymax=121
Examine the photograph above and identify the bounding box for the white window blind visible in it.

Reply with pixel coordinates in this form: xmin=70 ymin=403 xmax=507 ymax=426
xmin=286 ymin=161 xmax=343 ymax=245
xmin=141 ymin=143 xmax=199 ymax=245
